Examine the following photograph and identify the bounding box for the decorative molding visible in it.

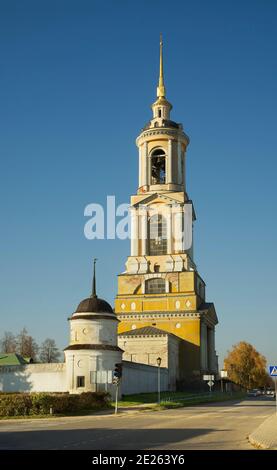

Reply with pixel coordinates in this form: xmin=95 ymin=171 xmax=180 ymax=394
xmin=64 ymin=344 xmax=123 ymax=352
xmin=117 ymin=312 xmax=201 ymax=320
xmin=69 ymin=315 xmax=119 ymax=322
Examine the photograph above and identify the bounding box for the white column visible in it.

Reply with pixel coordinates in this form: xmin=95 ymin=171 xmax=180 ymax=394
xmin=183 ymin=204 xmax=193 ymax=253
xmin=142 ymin=142 xmax=148 ymax=186
xmin=130 ymin=208 xmax=138 ymax=256
xmin=141 ymin=209 xmax=148 ymax=256
xmin=89 ymin=355 xmax=97 ymax=392
xmin=177 ymin=141 xmax=182 ymax=184
xmin=167 ymin=139 xmax=172 ymax=184
xmin=67 ymin=354 xmax=75 ymax=391
xmin=173 ymin=207 xmax=183 ymax=253
xmin=167 ymin=210 xmax=172 ymax=254
xmin=138 ymin=145 xmax=142 ymax=187
xmin=183 ymin=153 xmax=186 ymax=191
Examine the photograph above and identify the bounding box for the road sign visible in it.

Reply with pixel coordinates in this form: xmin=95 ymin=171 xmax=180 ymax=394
xmin=203 ymin=375 xmax=214 ymax=381
xmin=208 ymin=381 xmax=214 ymax=387
xmin=269 ymin=366 xmax=277 ymax=416
xmin=269 ymin=366 xmax=277 ymax=376
xmin=220 ymin=370 xmax=228 ymax=378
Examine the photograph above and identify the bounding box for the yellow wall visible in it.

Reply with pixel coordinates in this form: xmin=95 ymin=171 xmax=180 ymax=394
xmin=118 ymin=317 xmax=200 ymax=346
xmin=115 ymin=295 xmax=198 ymax=314
xmin=117 ymin=271 xmax=199 ymax=296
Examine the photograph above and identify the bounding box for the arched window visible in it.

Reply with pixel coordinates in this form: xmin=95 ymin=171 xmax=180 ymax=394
xmin=149 ymin=214 xmax=167 ymax=255
xmin=151 ymin=149 xmax=166 ymax=184
xmin=154 ymin=264 xmax=160 ymax=273
xmin=145 ymin=278 xmax=166 ymax=294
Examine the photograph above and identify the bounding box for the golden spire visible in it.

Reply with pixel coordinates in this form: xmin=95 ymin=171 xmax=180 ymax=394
xmin=157 ymin=34 xmax=166 ymax=98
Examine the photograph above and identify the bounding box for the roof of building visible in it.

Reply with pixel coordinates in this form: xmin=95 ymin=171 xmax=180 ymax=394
xmin=64 ymin=344 xmax=123 ymax=352
xmin=0 ymin=353 xmax=30 ymax=366
xmin=73 ymin=259 xmax=115 ymax=316
xmin=199 ymin=302 xmax=214 ymax=310
xmin=74 ymin=295 xmax=114 ymax=315
xmin=118 ymin=326 xmax=172 ymax=337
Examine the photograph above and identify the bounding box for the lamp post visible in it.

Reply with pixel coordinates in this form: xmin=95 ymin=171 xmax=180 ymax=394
xmin=220 ymin=370 xmax=228 ymax=393
xmin=157 ymin=357 xmax=162 ymax=404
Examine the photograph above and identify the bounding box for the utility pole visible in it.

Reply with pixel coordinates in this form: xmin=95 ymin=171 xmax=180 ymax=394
xmin=157 ymin=357 xmax=162 ymax=404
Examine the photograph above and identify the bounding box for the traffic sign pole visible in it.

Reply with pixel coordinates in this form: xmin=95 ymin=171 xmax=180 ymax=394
xmin=268 ymin=365 xmax=277 ymax=414
xmin=115 ymin=382 xmax=119 ymax=415
xmin=275 ymin=377 xmax=277 ymax=416
xmin=113 ymin=363 xmax=123 ymax=415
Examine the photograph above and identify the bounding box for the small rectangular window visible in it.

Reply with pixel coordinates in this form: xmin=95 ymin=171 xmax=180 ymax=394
xmin=77 ymin=376 xmax=85 ymax=388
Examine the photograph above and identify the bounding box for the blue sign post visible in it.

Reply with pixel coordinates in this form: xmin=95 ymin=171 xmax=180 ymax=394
xmin=269 ymin=366 xmax=277 ymax=414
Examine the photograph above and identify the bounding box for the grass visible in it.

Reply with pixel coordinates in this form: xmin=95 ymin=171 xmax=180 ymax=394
xmin=160 ymin=391 xmax=246 ymax=409
xmin=117 ymin=391 xmax=194 ymax=407
xmin=116 ymin=391 xmax=246 ymax=409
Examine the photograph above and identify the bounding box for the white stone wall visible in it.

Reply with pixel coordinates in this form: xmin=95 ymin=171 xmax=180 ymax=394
xmin=119 ymin=335 xmax=179 ymax=391
xmin=69 ymin=317 xmax=118 ymax=346
xmin=0 ymin=360 xmax=169 ymax=398
xmin=0 ymin=364 xmax=67 ymax=393
xmin=167 ymin=335 xmax=180 ymax=388
xmin=121 ymin=361 xmax=168 ymax=395
xmin=64 ymin=349 xmax=122 ymax=397
xmin=119 ymin=336 xmax=169 ymax=367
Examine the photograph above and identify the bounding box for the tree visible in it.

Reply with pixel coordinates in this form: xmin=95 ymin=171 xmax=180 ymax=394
xmin=39 ymin=338 xmax=61 ymax=363
xmin=16 ymin=328 xmax=39 ymax=361
xmin=224 ymin=341 xmax=268 ymax=389
xmin=0 ymin=331 xmax=17 ymax=353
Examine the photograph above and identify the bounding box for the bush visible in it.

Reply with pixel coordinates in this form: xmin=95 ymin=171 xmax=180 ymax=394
xmin=0 ymin=394 xmax=32 ymax=416
xmin=0 ymin=391 xmax=111 ymax=417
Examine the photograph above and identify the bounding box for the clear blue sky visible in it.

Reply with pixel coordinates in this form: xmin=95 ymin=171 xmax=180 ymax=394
xmin=0 ymin=0 xmax=276 ymax=367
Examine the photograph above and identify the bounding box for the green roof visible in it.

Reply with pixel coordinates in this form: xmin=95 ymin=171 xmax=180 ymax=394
xmin=0 ymin=353 xmax=29 ymax=366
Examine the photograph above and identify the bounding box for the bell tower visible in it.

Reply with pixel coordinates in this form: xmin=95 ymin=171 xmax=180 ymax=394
xmin=115 ymin=37 xmax=218 ymax=384
xmin=137 ymin=36 xmax=188 ymax=195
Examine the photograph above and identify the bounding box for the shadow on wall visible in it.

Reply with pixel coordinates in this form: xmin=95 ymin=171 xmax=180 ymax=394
xmin=178 ymin=340 xmax=200 ymax=375
xmin=0 ymin=367 xmax=32 ymax=393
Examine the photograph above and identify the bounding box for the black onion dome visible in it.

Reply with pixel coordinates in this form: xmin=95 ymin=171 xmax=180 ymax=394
xmin=75 ymin=296 xmax=114 ymax=314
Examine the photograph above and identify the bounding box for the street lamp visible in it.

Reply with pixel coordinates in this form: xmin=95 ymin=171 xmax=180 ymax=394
xmin=220 ymin=370 xmax=228 ymax=393
xmin=157 ymin=357 xmax=162 ymax=404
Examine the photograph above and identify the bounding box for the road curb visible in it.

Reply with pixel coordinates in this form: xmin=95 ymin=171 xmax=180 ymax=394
xmin=248 ymin=414 xmax=277 ymax=450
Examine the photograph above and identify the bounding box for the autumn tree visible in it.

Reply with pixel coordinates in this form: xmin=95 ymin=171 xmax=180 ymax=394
xmin=39 ymin=338 xmax=61 ymax=363
xmin=224 ymin=341 xmax=268 ymax=389
xmin=0 ymin=331 xmax=17 ymax=353
xmin=16 ymin=328 xmax=39 ymax=361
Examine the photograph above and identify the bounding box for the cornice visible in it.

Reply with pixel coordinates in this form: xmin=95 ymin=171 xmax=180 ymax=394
xmin=136 ymin=128 xmax=189 ymax=146
xmin=117 ymin=312 xmax=201 ymax=320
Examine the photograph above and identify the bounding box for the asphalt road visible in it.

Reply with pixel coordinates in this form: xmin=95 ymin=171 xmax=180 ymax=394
xmin=0 ymin=397 xmax=274 ymax=450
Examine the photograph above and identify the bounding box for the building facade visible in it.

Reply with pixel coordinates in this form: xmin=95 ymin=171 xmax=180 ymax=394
xmin=115 ymin=38 xmax=218 ymax=385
